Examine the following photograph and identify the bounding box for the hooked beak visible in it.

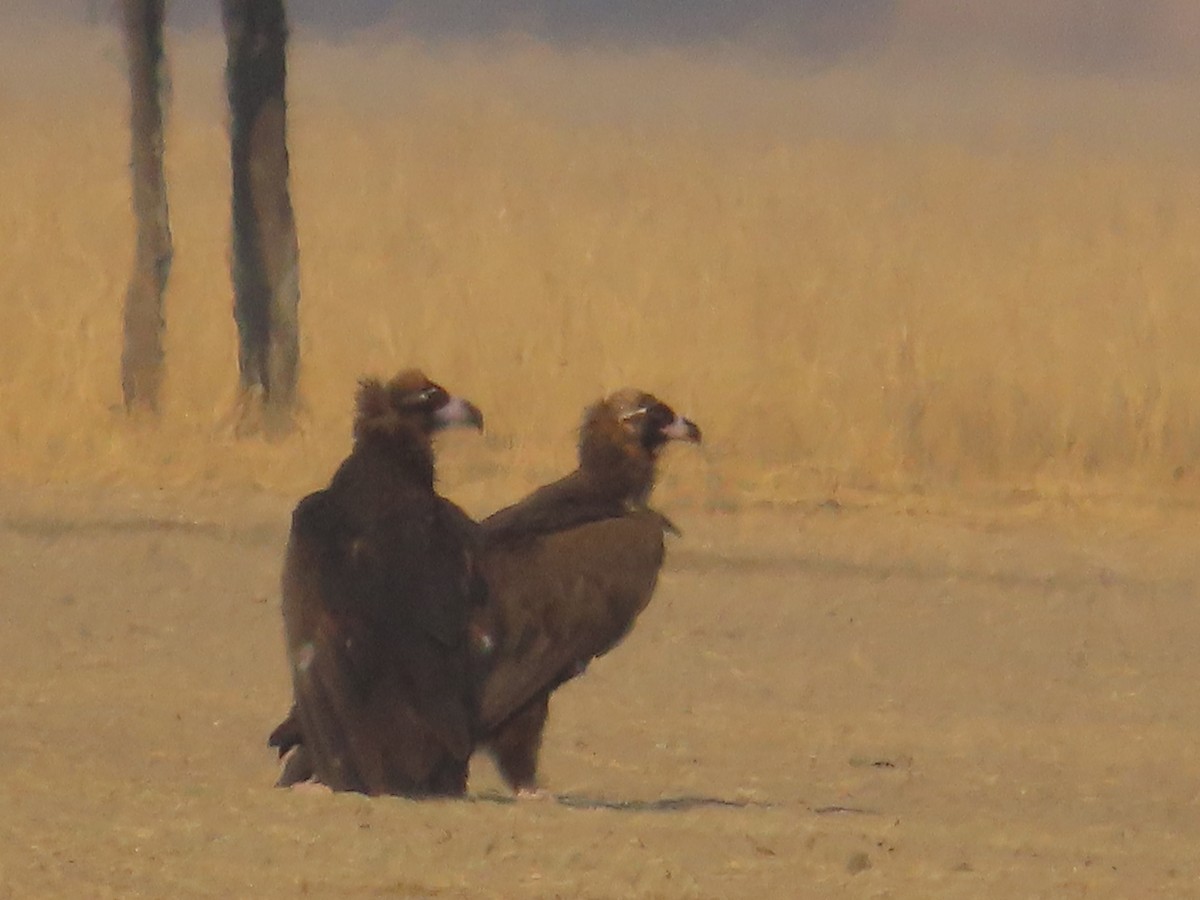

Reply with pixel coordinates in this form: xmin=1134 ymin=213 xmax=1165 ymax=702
xmin=433 ymin=395 xmax=484 ymax=432
xmin=660 ymin=415 xmax=702 ymax=444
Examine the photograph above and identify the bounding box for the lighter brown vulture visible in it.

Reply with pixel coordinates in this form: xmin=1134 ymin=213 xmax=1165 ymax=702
xmin=271 ymin=370 xmax=486 ymax=796
xmin=475 ymin=388 xmax=701 ymax=795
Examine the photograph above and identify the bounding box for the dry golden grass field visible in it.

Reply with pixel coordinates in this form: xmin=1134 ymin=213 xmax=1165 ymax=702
xmin=1 ymin=15 xmax=1200 ymax=898
xmin=2 ymin=22 xmax=1199 ymax=506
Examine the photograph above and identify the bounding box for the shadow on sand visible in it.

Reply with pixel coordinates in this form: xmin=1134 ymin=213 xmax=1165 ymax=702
xmin=469 ymin=791 xmax=885 ymax=815
xmin=471 ymin=791 xmax=777 ymax=812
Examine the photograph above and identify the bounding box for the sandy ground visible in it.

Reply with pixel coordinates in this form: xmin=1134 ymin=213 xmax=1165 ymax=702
xmin=1 ymin=483 xmax=1198 ymax=898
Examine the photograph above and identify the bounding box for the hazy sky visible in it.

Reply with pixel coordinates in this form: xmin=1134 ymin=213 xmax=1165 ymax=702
xmin=21 ymin=0 xmax=1200 ymax=76
xmin=156 ymin=0 xmax=893 ymax=56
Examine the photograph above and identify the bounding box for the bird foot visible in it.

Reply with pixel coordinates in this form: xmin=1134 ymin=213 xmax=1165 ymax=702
xmin=290 ymin=780 xmax=332 ymax=796
xmin=515 ymin=786 xmax=551 ymax=801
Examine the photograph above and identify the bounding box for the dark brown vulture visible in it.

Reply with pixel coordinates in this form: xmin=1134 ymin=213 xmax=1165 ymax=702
xmin=270 ymin=369 xmax=486 ymax=797
xmin=475 ymin=388 xmax=701 ymax=796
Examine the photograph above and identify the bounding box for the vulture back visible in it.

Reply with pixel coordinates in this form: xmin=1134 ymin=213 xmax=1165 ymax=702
xmin=477 ymin=509 xmax=670 ymax=730
xmin=281 ymin=482 xmax=483 ymax=795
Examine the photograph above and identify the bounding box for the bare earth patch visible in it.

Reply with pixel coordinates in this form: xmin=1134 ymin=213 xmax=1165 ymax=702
xmin=1 ymin=484 xmax=1197 ymax=897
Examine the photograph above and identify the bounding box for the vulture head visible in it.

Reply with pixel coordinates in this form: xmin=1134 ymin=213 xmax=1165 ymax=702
xmin=579 ymin=389 xmax=701 ymax=500
xmin=353 ymin=369 xmax=484 ymax=454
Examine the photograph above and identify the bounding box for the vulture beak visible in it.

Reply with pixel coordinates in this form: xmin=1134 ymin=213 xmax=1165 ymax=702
xmin=660 ymin=415 xmax=702 ymax=444
xmin=433 ymin=395 xmax=485 ymax=432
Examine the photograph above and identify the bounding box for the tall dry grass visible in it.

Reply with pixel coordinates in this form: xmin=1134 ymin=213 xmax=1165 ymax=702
xmin=1 ymin=25 xmax=1198 ymax=512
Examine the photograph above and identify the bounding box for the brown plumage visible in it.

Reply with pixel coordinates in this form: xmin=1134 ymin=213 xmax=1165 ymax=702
xmin=271 ymin=370 xmax=486 ymax=796
xmin=475 ymin=389 xmax=702 ymax=794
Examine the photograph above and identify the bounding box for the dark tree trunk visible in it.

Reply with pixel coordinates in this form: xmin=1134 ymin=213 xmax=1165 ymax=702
xmin=120 ymin=0 xmax=172 ymax=415
xmin=222 ymin=0 xmax=301 ymax=435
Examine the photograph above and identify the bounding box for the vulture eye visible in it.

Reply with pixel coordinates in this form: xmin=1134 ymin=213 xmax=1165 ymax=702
xmin=647 ymin=403 xmax=675 ymax=426
xmin=404 ymin=385 xmax=447 ymax=409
